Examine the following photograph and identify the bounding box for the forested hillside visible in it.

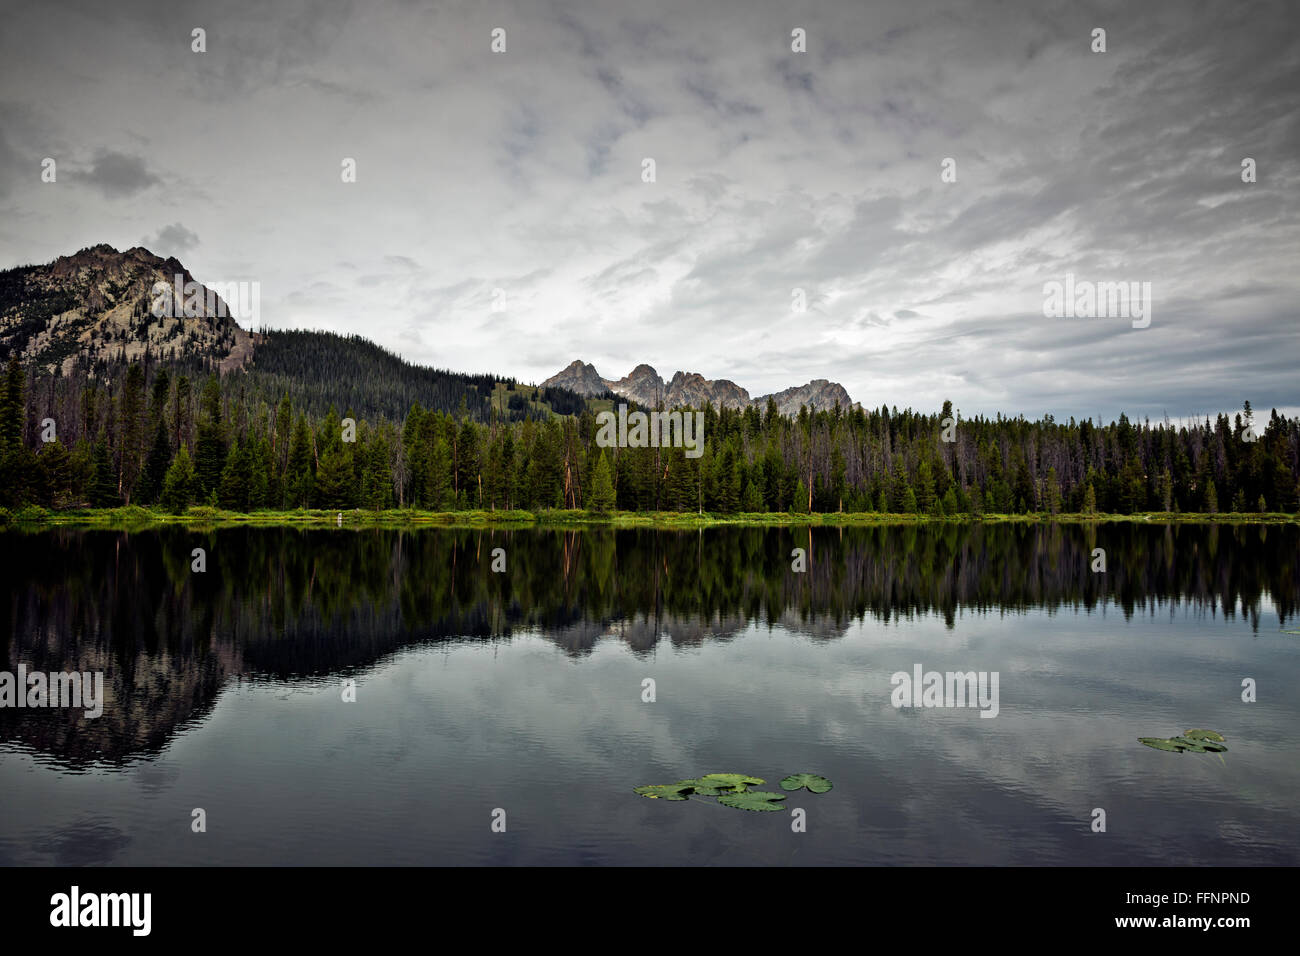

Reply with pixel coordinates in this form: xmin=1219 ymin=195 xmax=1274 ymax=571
xmin=1 ymin=355 xmax=1296 ymax=516
xmin=242 ymin=329 xmax=508 ymax=422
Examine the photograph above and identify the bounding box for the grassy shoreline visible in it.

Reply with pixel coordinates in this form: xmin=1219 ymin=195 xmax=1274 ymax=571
xmin=3 ymin=504 xmax=1298 ymax=530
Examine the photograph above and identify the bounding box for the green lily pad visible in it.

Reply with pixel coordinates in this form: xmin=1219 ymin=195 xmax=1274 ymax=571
xmin=780 ymin=773 xmax=833 ymax=793
xmin=1197 ymin=740 xmax=1229 ymax=752
xmin=1139 ymin=737 xmax=1186 ymax=752
xmin=1169 ymin=737 xmax=1210 ymax=753
xmin=695 ymin=773 xmax=764 ymax=793
xmin=1183 ymin=729 xmax=1226 ymax=742
xmin=677 ymin=778 xmax=731 ymax=796
xmin=633 ymin=782 xmax=696 ymax=801
xmin=716 ymin=790 xmax=787 ymax=812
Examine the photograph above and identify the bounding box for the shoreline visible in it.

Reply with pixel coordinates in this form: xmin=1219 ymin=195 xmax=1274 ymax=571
xmin=3 ymin=505 xmax=1298 ymax=530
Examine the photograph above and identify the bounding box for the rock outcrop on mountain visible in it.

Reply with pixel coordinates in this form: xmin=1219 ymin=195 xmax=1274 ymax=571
xmin=603 ymin=363 xmax=665 ymax=405
xmin=665 ymin=371 xmax=752 ymax=410
xmin=0 ymin=244 xmax=254 ymax=374
xmin=538 ymin=359 xmax=610 ymax=397
xmin=754 ymin=379 xmax=854 ymax=417
xmin=543 ymin=360 xmax=854 ymax=415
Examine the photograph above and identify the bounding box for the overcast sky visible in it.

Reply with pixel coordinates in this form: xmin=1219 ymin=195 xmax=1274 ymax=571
xmin=1 ymin=0 xmax=1296 ymax=422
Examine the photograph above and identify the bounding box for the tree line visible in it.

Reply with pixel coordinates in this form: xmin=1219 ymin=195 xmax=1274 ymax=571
xmin=0 ymin=356 xmax=1296 ymax=515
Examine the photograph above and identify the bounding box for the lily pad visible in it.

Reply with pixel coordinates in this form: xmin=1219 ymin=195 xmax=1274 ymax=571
xmin=716 ymin=790 xmax=787 ymax=812
xmin=633 ymin=782 xmax=696 ymax=801
xmin=678 ymin=778 xmax=732 ymax=796
xmin=695 ymin=773 xmax=764 ymax=793
xmin=1168 ymin=737 xmax=1210 ymax=753
xmin=1183 ymin=729 xmax=1226 ymax=742
xmin=779 ymin=773 xmax=833 ymax=793
xmin=1139 ymin=737 xmax=1187 ymax=752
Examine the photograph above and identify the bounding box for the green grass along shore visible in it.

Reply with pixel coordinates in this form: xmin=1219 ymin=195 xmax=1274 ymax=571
xmin=3 ymin=504 xmax=1298 ymax=530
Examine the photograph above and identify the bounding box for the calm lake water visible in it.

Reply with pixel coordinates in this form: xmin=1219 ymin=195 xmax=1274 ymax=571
xmin=1 ymin=523 xmax=1297 ymax=866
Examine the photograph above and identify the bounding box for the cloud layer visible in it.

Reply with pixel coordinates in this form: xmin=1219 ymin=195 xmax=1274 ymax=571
xmin=1 ymin=0 xmax=1296 ymax=421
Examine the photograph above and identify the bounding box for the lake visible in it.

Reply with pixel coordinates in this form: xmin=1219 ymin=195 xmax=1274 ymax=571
xmin=1 ymin=523 xmax=1297 ymax=865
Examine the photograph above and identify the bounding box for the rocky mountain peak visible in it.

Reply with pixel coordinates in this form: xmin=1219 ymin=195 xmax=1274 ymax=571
xmin=543 ymin=358 xmax=852 ymax=416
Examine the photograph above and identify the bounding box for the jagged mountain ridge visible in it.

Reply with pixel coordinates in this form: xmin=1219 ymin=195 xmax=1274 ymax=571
xmin=542 ymin=359 xmax=856 ymax=416
xmin=0 ymin=245 xmax=853 ymax=422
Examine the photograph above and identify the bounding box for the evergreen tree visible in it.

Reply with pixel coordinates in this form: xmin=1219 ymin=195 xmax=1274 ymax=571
xmin=916 ymin=460 xmax=937 ymax=514
xmin=89 ymin=441 xmax=119 ymax=507
xmin=194 ymin=376 xmax=227 ymax=500
xmin=219 ymin=440 xmax=253 ymax=510
xmin=37 ymin=441 xmax=73 ymax=509
xmin=285 ymin=415 xmax=314 ymax=507
xmin=1045 ymin=467 xmax=1062 ymax=515
xmin=138 ymin=419 xmax=172 ymax=505
xmin=792 ymin=478 xmax=809 ymax=514
xmin=161 ymin=446 xmax=196 ymax=513
xmin=314 ymin=444 xmax=356 ymax=509
xmin=588 ymin=450 xmax=616 ymax=514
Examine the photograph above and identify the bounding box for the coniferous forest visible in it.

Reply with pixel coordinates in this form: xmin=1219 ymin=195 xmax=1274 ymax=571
xmin=1 ymin=353 xmax=1295 ymax=518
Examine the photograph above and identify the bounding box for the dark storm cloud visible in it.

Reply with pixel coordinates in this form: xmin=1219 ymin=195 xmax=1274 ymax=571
xmin=0 ymin=0 xmax=1295 ymax=420
xmin=82 ymin=149 xmax=159 ymax=198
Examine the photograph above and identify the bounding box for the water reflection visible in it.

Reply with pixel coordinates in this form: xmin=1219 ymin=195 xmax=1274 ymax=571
xmin=0 ymin=522 xmax=1296 ymax=768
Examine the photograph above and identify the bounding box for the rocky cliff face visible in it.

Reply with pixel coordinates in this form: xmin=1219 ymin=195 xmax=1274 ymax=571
xmin=754 ymin=379 xmax=854 ymax=417
xmin=664 ymin=370 xmax=752 ymax=410
xmin=543 ymin=360 xmax=854 ymax=415
xmin=538 ymin=359 xmax=610 ymax=396
xmin=0 ymin=244 xmax=254 ymax=374
xmin=603 ymin=363 xmax=665 ymax=405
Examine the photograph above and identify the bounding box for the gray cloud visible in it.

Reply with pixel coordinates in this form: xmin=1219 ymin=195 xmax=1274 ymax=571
xmin=82 ymin=149 xmax=159 ymax=198
xmin=0 ymin=0 xmax=1295 ymax=421
xmin=141 ymin=222 xmax=199 ymax=256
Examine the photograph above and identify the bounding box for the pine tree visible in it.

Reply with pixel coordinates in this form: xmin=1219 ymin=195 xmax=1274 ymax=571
xmin=194 ymin=376 xmax=227 ymax=500
xmin=161 ymin=446 xmax=196 ymax=513
xmin=941 ymin=486 xmax=959 ymax=515
xmin=89 ymin=441 xmax=119 ymax=507
xmin=1083 ymin=482 xmax=1098 ymax=515
xmin=37 ymin=441 xmax=73 ymax=509
xmin=916 ymin=460 xmax=937 ymax=514
xmin=792 ymin=478 xmax=810 ymax=514
xmin=285 ymin=415 xmax=314 ymax=507
xmin=219 ymin=440 xmax=253 ymax=510
xmin=314 ymin=444 xmax=355 ymax=509
xmin=138 ymin=419 xmax=172 ymax=505
xmin=362 ymin=434 xmax=394 ymax=510
xmin=588 ymin=450 xmax=616 ymax=514
xmin=1045 ymin=467 xmax=1062 ymax=515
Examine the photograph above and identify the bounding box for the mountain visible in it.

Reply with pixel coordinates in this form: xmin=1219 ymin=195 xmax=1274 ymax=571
xmin=1 ymin=245 xmax=851 ymax=423
xmin=603 ymin=363 xmax=665 ymax=405
xmin=543 ymin=360 xmax=854 ymax=415
xmin=0 ymin=245 xmax=595 ymax=423
xmin=0 ymin=243 xmax=254 ymax=373
xmin=540 ymin=359 xmax=614 ymax=398
xmin=755 ymin=379 xmax=855 ymax=417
